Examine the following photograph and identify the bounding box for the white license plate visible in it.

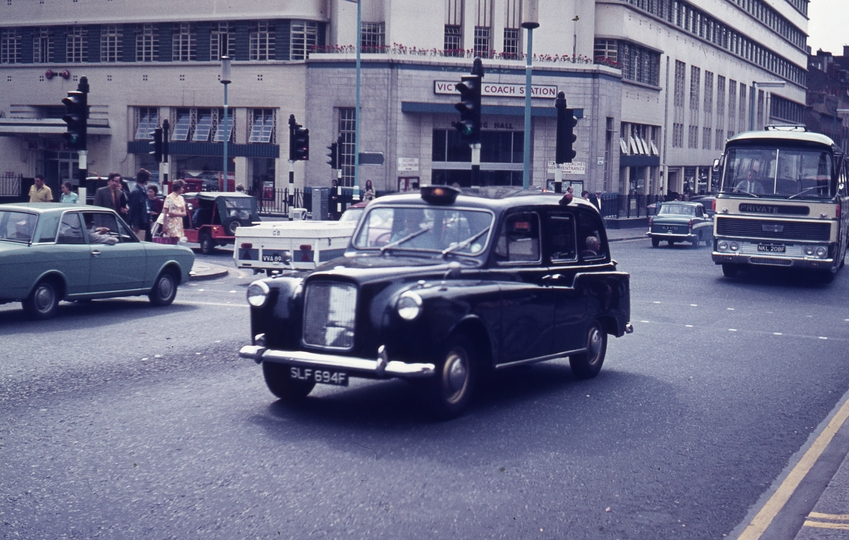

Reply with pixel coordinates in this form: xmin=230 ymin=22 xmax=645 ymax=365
xmin=289 ymin=366 xmax=349 ymax=386
xmin=757 ymin=244 xmax=786 ymax=253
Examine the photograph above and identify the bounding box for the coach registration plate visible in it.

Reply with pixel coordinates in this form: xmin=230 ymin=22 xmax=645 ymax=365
xmin=757 ymin=244 xmax=786 ymax=253
xmin=290 ymin=366 xmax=349 ymax=386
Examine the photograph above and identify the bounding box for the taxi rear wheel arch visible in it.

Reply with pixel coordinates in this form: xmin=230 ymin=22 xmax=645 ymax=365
xmin=262 ymin=362 xmax=315 ymax=401
xmin=569 ymin=320 xmax=607 ymax=379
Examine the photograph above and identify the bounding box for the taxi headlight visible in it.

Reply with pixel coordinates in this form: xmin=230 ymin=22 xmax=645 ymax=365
xmin=717 ymin=241 xmax=728 ymax=251
xmin=396 ymin=291 xmax=423 ymax=321
xmin=247 ymin=281 xmax=270 ymax=307
xmin=816 ymin=246 xmax=828 ymax=258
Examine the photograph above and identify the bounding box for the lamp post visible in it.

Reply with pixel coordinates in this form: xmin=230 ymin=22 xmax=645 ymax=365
xmin=749 ymin=80 xmax=784 ymax=132
xmin=521 ymin=0 xmax=539 ymax=189
xmin=220 ymin=55 xmax=231 ymax=191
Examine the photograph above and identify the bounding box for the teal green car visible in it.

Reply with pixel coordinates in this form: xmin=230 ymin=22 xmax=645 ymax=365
xmin=0 ymin=203 xmax=195 ymax=319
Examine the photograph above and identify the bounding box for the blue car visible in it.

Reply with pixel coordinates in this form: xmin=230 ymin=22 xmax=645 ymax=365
xmin=0 ymin=203 xmax=195 ymax=319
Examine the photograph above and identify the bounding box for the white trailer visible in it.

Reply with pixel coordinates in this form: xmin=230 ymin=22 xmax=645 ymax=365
xmin=233 ymin=220 xmax=356 ymax=274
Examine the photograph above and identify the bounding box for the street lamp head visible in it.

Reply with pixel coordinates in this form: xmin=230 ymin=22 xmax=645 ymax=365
xmin=520 ymin=0 xmax=539 ymax=28
xmin=220 ymin=56 xmax=231 ymax=85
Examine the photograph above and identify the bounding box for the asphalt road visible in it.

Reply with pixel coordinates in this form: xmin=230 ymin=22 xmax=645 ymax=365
xmin=2 ymin=241 xmax=849 ymax=539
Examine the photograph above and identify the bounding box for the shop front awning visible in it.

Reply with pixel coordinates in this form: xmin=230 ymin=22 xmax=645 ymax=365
xmin=0 ymin=119 xmax=111 ymax=136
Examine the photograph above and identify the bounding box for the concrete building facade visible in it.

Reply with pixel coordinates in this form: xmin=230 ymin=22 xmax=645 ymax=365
xmin=0 ymin=0 xmax=809 ymax=206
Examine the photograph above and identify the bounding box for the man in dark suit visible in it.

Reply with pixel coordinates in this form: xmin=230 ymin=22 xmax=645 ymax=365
xmin=94 ymin=172 xmax=129 ymax=216
xmin=127 ymin=168 xmax=151 ymax=241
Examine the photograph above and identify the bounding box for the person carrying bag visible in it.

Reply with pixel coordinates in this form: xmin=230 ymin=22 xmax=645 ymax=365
xmin=153 ymin=179 xmax=187 ymax=244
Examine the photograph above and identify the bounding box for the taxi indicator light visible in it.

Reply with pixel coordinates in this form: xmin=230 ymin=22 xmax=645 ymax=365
xmin=421 ymin=185 xmax=460 ymax=204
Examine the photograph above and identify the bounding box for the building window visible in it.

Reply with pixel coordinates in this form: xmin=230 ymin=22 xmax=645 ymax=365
xmin=250 ymin=21 xmax=275 ymax=61
xmin=503 ymin=28 xmax=520 ymax=59
xmin=444 ymin=25 xmax=462 ymax=57
xmin=290 ymin=21 xmax=317 ymax=61
xmin=66 ymin=25 xmax=87 ymax=63
xmin=727 ymin=80 xmax=737 ymax=137
xmin=619 ymin=42 xmax=659 ymax=85
xmin=0 ymin=28 xmax=21 ymax=64
xmin=249 ymin=109 xmax=275 ymax=143
xmin=739 ymin=83 xmax=747 ymax=133
xmin=135 ymin=24 xmax=158 ymax=62
xmin=673 ymin=60 xmax=685 ymax=148
xmin=135 ymin=107 xmax=158 ymax=140
xmin=361 ymin=22 xmax=385 ymax=53
xmin=100 ymin=25 xmax=122 ymax=63
xmin=193 ymin=109 xmax=213 ymax=142
xmin=172 ymin=23 xmax=196 ymax=62
xmin=33 ymin=27 xmax=53 ymax=63
xmin=213 ymin=109 xmax=233 ymax=142
xmin=211 ymin=22 xmax=235 ymax=61
xmin=474 ymin=26 xmax=491 ymax=58
xmin=171 ymin=109 xmax=193 ymax=142
xmin=339 ymin=108 xmax=356 ymax=187
xmin=594 ymin=39 xmax=618 ymax=63
xmin=688 ymin=66 xmax=700 ymax=148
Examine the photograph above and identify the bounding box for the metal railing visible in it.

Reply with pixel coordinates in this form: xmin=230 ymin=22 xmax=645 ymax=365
xmin=0 ymin=174 xmax=22 ymax=197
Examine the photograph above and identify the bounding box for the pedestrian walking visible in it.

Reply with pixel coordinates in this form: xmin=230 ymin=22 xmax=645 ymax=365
xmin=94 ymin=172 xmax=128 ymax=215
xmin=153 ymin=179 xmax=187 ymax=244
xmin=127 ymin=168 xmax=151 ymax=241
xmin=28 ymin=174 xmax=53 ymax=203
xmin=59 ymin=181 xmax=79 ymax=204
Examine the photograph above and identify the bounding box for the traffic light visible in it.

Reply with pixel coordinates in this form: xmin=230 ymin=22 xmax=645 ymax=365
xmin=149 ymin=127 xmax=163 ymax=162
xmin=61 ymin=90 xmax=87 ymax=151
xmin=453 ymin=75 xmax=481 ymax=144
xmin=290 ymin=123 xmax=309 ymax=161
xmin=555 ymin=91 xmax=577 ymax=163
xmin=326 ymin=141 xmax=338 ymax=169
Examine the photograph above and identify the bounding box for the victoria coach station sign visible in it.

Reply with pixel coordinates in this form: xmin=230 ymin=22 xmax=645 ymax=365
xmin=434 ymin=81 xmax=558 ymax=98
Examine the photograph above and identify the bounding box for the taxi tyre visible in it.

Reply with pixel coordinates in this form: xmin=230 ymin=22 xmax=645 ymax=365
xmin=23 ymin=278 xmax=61 ymax=320
xmin=427 ymin=335 xmax=477 ymax=420
xmin=262 ymin=361 xmax=315 ymax=402
xmin=569 ymin=320 xmax=607 ymax=379
xmin=199 ymin=233 xmax=215 ymax=255
xmin=148 ymin=270 xmax=178 ymax=306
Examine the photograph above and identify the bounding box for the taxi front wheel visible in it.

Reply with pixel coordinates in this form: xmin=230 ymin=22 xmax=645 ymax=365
xmin=570 ymin=321 xmax=607 ymax=379
xmin=427 ymin=336 xmax=477 ymax=420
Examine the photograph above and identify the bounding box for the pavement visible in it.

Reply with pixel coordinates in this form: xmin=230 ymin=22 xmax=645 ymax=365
xmin=188 ymin=259 xmax=232 ymax=281
xmin=185 ymin=223 xmax=849 ymax=539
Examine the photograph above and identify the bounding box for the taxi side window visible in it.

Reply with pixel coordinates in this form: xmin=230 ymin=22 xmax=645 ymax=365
xmin=577 ymin=212 xmax=606 ymax=261
xmin=57 ymin=212 xmax=85 ymax=244
xmin=494 ymin=212 xmax=540 ymax=263
xmin=546 ymin=213 xmax=577 ymax=263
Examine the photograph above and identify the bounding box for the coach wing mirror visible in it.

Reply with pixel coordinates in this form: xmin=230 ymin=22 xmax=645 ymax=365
xmin=712 ymin=158 xmax=721 ymax=173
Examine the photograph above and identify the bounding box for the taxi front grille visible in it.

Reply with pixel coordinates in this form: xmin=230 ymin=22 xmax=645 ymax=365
xmin=715 ymin=217 xmax=830 ymax=241
xmin=302 ymin=281 xmax=357 ymax=350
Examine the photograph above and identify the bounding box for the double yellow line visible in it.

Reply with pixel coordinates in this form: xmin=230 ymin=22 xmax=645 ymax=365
xmin=738 ymin=396 xmax=849 ymax=539
xmin=804 ymin=512 xmax=849 ymax=530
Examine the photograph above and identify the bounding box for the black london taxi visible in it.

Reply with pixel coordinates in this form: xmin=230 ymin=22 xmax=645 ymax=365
xmin=239 ymin=185 xmax=632 ymax=418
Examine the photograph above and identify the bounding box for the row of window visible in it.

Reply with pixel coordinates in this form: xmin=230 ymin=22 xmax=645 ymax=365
xmin=0 ymin=20 xmax=322 ymax=64
xmin=594 ymin=40 xmax=660 ymax=86
xmin=669 ymin=59 xmax=804 ymax=149
xmin=135 ymin=108 xmax=276 ymax=144
xmin=622 ymin=0 xmax=806 ymax=87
